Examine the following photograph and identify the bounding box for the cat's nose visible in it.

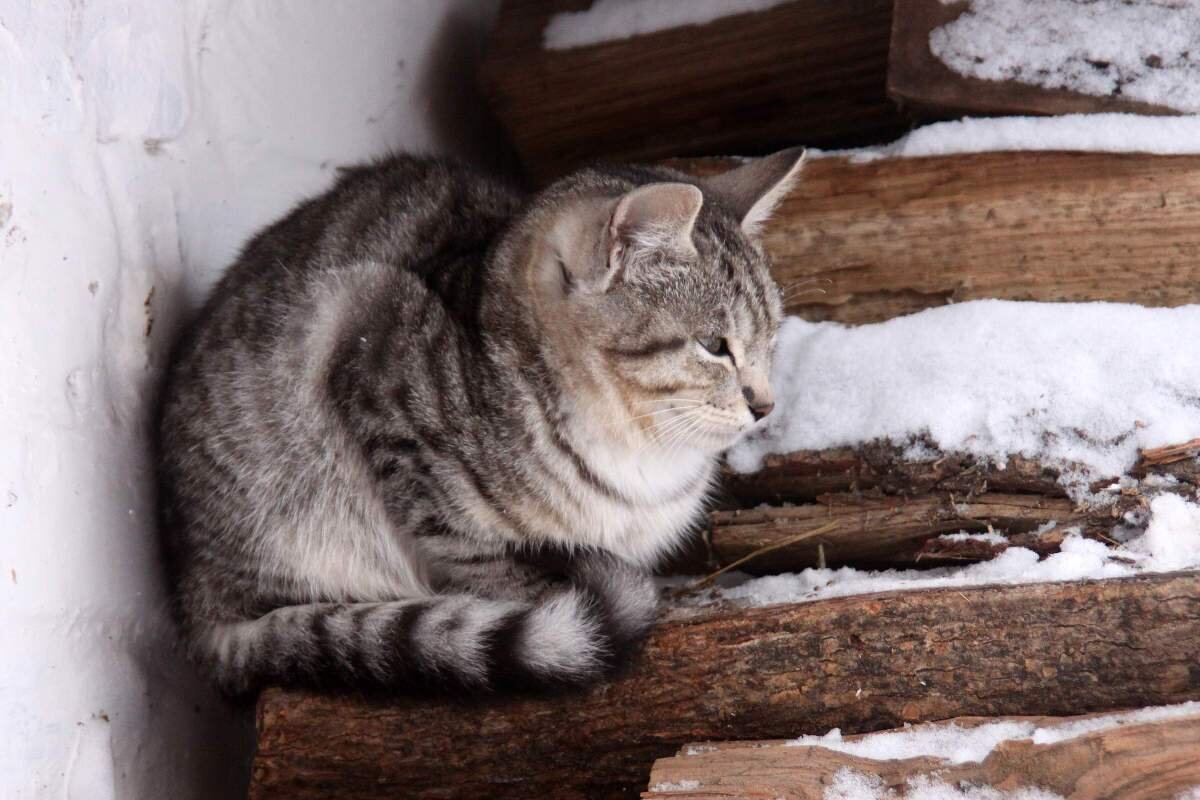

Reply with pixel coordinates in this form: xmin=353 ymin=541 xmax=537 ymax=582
xmin=742 ymin=386 xmax=774 ymax=421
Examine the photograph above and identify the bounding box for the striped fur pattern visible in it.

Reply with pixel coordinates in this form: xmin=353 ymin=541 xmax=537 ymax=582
xmin=157 ymin=150 xmax=801 ymax=695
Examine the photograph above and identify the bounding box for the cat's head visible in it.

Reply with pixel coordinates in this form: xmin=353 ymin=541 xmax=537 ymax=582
xmin=522 ymin=148 xmax=804 ymax=455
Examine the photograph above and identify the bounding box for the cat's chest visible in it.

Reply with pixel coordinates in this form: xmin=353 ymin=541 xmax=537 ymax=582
xmin=566 ymin=446 xmax=714 ymax=565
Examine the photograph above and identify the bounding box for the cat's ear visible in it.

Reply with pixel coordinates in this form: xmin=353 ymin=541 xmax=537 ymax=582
xmin=603 ymin=182 xmax=703 ymax=289
xmin=701 ymin=147 xmax=807 ymax=238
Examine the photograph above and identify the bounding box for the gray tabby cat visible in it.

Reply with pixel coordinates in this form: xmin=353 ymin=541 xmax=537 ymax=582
xmin=157 ymin=148 xmax=802 ymax=695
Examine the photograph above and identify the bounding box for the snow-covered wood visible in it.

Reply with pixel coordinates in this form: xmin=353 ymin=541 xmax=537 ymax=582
xmin=480 ymin=0 xmax=904 ymax=180
xmin=645 ymin=707 xmax=1200 ymax=799
xmin=677 ymin=153 xmax=1200 ymax=324
xmin=249 ymin=572 xmax=1200 ymax=799
xmin=723 ymin=444 xmax=1200 ymax=507
xmin=887 ymin=0 xmax=1188 ymax=119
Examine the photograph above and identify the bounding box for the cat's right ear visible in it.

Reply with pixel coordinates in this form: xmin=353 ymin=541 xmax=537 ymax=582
xmin=600 ymin=183 xmax=703 ymax=291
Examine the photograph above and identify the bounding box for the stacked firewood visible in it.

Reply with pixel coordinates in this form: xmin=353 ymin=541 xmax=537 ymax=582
xmin=249 ymin=149 xmax=1200 ymax=800
xmin=249 ymin=3 xmax=1200 ymax=797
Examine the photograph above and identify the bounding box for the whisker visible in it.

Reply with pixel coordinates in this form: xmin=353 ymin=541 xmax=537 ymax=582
xmin=630 ymin=408 xmax=688 ymax=421
xmin=783 ymin=287 xmax=827 ymax=299
xmin=631 ymin=398 xmax=703 ymax=406
xmin=780 ymin=277 xmax=833 ymax=291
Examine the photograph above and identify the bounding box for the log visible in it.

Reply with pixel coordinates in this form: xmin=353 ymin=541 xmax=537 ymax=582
xmin=645 ymin=710 xmax=1200 ymax=799
xmin=721 ymin=444 xmax=1200 ymax=507
xmin=250 ymin=572 xmax=1200 ymax=799
xmin=676 ymin=153 xmax=1200 ymax=324
xmin=708 ymin=492 xmax=1116 ymax=573
xmin=886 ymin=0 xmax=1184 ymax=120
xmin=720 ymin=446 xmax=1069 ymax=506
xmin=480 ymin=0 xmax=906 ymax=181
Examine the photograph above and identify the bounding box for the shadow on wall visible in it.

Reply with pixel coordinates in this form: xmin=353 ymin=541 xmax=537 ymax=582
xmin=414 ymin=4 xmax=520 ymax=177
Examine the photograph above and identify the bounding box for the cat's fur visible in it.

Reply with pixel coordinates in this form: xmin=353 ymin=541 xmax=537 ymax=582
xmin=156 ymin=149 xmax=802 ymax=695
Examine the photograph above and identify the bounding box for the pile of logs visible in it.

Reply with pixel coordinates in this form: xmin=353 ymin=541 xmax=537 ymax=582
xmin=248 ymin=5 xmax=1200 ymax=795
xmin=481 ymin=0 xmax=1193 ymax=182
xmin=248 ymin=149 xmax=1200 ymax=799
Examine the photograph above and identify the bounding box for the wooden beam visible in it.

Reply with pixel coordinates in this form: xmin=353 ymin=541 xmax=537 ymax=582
xmin=250 ymin=573 xmax=1200 ymax=799
xmin=676 ymin=153 xmax=1200 ymax=324
xmin=480 ymin=0 xmax=906 ymax=181
xmin=645 ymin=711 xmax=1200 ymax=799
xmin=887 ymin=0 xmax=1184 ymax=120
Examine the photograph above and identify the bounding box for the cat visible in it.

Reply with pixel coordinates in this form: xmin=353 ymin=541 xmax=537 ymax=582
xmin=156 ymin=147 xmax=802 ymax=695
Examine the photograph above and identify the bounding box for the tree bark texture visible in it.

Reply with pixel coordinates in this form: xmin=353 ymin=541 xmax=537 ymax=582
xmin=251 ymin=573 xmax=1200 ymax=800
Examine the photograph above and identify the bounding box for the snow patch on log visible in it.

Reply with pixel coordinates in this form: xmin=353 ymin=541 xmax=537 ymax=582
xmin=729 ymin=301 xmax=1200 ymax=496
xmin=814 ymin=113 xmax=1200 ymax=161
xmin=825 ymin=769 xmax=1063 ymax=800
xmin=929 ymin=0 xmax=1200 ymax=113
xmin=785 ymin=701 xmax=1200 ymax=764
xmin=543 ymin=0 xmax=791 ymax=50
xmin=691 ymin=494 xmax=1200 ymax=607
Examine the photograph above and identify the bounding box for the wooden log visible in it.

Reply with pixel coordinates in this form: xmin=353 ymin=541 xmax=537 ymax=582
xmin=720 ymin=446 xmax=1068 ymax=506
xmin=708 ymin=492 xmax=1115 ymax=573
xmin=721 ymin=444 xmax=1200 ymax=507
xmin=675 ymin=153 xmax=1200 ymax=324
xmin=480 ymin=0 xmax=906 ymax=181
xmin=250 ymin=573 xmax=1200 ymax=800
xmin=887 ymin=0 xmax=1186 ymax=120
xmin=645 ymin=711 xmax=1200 ymax=799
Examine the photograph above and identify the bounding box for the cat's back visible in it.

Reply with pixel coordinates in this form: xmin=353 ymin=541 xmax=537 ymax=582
xmin=156 ymin=155 xmax=521 ymax=603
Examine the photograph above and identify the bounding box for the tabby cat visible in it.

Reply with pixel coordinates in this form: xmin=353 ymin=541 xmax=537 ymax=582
xmin=156 ymin=147 xmax=802 ymax=695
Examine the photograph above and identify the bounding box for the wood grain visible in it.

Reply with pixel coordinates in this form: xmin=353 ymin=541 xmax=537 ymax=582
xmin=719 ymin=445 xmax=1200 ymax=507
xmin=887 ymin=0 xmax=1184 ymax=120
xmin=676 ymin=152 xmax=1200 ymax=323
xmin=250 ymin=572 xmax=1200 ymax=799
xmin=720 ymin=446 xmax=1072 ymax=506
xmin=645 ymin=711 xmax=1200 ymax=799
xmin=708 ymin=492 xmax=1099 ymax=572
xmin=480 ymin=0 xmax=905 ymax=181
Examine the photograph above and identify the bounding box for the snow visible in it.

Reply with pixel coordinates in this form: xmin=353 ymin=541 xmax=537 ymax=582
xmin=929 ymin=0 xmax=1200 ymax=112
xmin=1 ymin=2 xmax=502 ymax=799
xmin=825 ymin=770 xmax=1063 ymax=800
xmin=787 ymin=701 xmax=1200 ymax=763
xmin=728 ymin=301 xmax=1200 ymax=495
xmin=936 ymin=532 xmax=1009 ymax=546
xmin=707 ymin=494 xmax=1200 ymax=608
xmin=543 ymin=0 xmax=791 ymax=50
xmin=817 ymin=113 xmax=1200 ymax=162
xmin=650 ymin=779 xmax=702 ymax=792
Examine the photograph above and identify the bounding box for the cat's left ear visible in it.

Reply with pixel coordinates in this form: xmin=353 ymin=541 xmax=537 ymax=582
xmin=604 ymin=182 xmax=704 ymax=289
xmin=701 ymin=146 xmax=807 ymax=237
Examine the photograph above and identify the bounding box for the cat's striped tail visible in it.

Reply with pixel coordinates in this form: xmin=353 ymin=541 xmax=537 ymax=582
xmin=194 ymin=573 xmax=657 ymax=695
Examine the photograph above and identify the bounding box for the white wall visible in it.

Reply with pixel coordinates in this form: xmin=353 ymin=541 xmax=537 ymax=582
xmin=0 ymin=2 xmax=503 ymax=797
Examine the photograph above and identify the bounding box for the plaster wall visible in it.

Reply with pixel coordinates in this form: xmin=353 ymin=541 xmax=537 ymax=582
xmin=0 ymin=2 xmax=502 ymax=796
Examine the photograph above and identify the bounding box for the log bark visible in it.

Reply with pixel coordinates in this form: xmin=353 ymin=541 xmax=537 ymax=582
xmin=708 ymin=492 xmax=1102 ymax=572
xmin=645 ymin=711 xmax=1200 ymax=799
xmin=720 ymin=446 xmax=1069 ymax=506
xmin=250 ymin=572 xmax=1200 ymax=800
xmin=886 ymin=0 xmax=1185 ymax=120
xmin=480 ymin=0 xmax=905 ymax=181
xmin=720 ymin=445 xmax=1200 ymax=506
xmin=675 ymin=153 xmax=1200 ymax=324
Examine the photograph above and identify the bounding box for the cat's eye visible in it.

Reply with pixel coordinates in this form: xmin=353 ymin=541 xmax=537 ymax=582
xmin=697 ymin=336 xmax=731 ymax=358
